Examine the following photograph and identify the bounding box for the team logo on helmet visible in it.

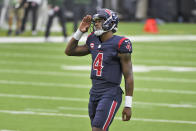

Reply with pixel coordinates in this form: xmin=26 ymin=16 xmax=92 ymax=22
xmin=92 ymin=8 xmax=119 ymax=36
xmin=105 ymin=9 xmax=111 ymax=16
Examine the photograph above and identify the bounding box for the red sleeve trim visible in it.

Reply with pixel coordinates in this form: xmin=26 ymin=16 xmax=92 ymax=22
xmin=118 ymin=37 xmax=127 ymax=49
xmin=88 ymin=32 xmax=94 ymax=38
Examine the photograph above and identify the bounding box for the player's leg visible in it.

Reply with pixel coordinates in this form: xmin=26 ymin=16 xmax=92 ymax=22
xmin=92 ymin=94 xmax=122 ymax=131
xmin=45 ymin=14 xmax=54 ymax=39
xmin=92 ymin=127 xmax=103 ymax=131
xmin=88 ymin=95 xmax=98 ymax=127
xmin=57 ymin=9 xmax=67 ymax=38
xmin=7 ymin=8 xmax=14 ymax=35
xmin=89 ymin=96 xmax=103 ymax=131
xmin=31 ymin=4 xmax=38 ymax=34
xmin=21 ymin=5 xmax=30 ymax=32
xmin=15 ymin=8 xmax=23 ymax=35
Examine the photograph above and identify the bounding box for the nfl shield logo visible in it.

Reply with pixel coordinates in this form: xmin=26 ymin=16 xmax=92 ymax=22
xmin=90 ymin=43 xmax=94 ymax=49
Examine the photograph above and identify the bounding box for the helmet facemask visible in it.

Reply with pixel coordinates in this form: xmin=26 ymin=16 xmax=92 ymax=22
xmin=92 ymin=9 xmax=118 ymax=36
xmin=93 ymin=19 xmax=107 ymax=36
xmin=92 ymin=16 xmax=106 ymax=36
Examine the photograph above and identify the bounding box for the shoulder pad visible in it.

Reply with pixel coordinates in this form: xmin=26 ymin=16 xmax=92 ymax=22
xmin=118 ymin=37 xmax=132 ymax=53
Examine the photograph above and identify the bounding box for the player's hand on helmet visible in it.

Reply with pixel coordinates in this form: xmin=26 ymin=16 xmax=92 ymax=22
xmin=122 ymin=107 xmax=132 ymax=121
xmin=79 ymin=15 xmax=92 ymax=33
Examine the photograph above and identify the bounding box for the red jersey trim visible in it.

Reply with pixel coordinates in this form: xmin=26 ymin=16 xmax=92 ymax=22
xmin=118 ymin=37 xmax=128 ymax=49
xmin=88 ymin=32 xmax=94 ymax=38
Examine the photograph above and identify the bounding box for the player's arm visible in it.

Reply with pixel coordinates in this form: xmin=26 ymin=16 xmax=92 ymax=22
xmin=65 ymin=15 xmax=92 ymax=56
xmin=119 ymin=53 xmax=134 ymax=121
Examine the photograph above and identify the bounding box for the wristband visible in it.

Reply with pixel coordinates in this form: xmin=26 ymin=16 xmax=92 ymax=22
xmin=73 ymin=29 xmax=83 ymax=40
xmin=125 ymin=96 xmax=132 ymax=107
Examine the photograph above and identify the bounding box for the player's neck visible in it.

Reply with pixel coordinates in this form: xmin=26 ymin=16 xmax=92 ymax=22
xmin=100 ymin=31 xmax=113 ymax=42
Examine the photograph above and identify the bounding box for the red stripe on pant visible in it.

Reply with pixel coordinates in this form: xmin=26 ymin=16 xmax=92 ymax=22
xmin=103 ymin=101 xmax=117 ymax=131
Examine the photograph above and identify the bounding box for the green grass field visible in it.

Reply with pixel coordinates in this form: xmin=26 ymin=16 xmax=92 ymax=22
xmin=1 ymin=22 xmax=196 ymax=36
xmin=0 ymin=23 xmax=196 ymax=131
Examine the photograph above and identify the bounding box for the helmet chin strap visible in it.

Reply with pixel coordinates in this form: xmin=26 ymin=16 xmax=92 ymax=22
xmin=94 ymin=25 xmax=116 ymax=36
xmin=94 ymin=29 xmax=106 ymax=36
xmin=93 ymin=22 xmax=116 ymax=36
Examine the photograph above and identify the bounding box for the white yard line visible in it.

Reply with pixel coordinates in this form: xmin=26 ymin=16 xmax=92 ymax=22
xmin=0 ymin=109 xmax=196 ymax=125
xmin=136 ymin=76 xmax=196 ymax=83
xmin=131 ymin=35 xmax=196 ymax=42
xmin=58 ymin=107 xmax=88 ymax=111
xmin=0 ymin=60 xmax=61 ymax=67
xmin=135 ymin=59 xmax=196 ymax=66
xmin=135 ymin=51 xmax=196 ymax=58
xmin=136 ymin=45 xmax=195 ymax=52
xmin=0 ymin=69 xmax=89 ymax=77
xmin=1 ymin=80 xmax=196 ymax=94
xmin=0 ymin=80 xmax=90 ymax=88
xmin=25 ymin=107 xmax=88 ymax=112
xmin=25 ymin=108 xmax=58 ymax=112
xmin=0 ymin=93 xmax=196 ymax=109
xmin=62 ymin=65 xmax=196 ymax=72
xmin=0 ymin=130 xmax=18 ymax=131
xmin=134 ymin=102 xmax=196 ymax=108
xmin=0 ymin=52 xmax=66 ymax=59
xmin=0 ymin=37 xmax=66 ymax=43
xmin=1 ymin=35 xmax=196 ymax=43
xmin=136 ymin=88 xmax=196 ymax=95
xmin=0 ymin=93 xmax=89 ymax=102
xmin=0 ymin=45 xmax=62 ymax=51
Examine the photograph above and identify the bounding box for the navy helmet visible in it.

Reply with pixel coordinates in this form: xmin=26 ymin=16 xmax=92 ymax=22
xmin=92 ymin=8 xmax=119 ymax=34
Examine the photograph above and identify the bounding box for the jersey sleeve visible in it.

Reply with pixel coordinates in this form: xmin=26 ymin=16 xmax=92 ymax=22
xmin=118 ymin=38 xmax=132 ymax=53
xmin=85 ymin=32 xmax=94 ymax=51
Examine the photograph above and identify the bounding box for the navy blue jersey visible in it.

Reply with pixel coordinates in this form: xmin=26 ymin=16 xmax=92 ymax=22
xmin=86 ymin=33 xmax=132 ymax=96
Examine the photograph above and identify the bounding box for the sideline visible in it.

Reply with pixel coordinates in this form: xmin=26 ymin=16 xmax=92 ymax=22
xmin=1 ymin=35 xmax=196 ymax=43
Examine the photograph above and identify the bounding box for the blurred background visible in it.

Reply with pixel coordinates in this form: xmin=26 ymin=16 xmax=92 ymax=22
xmin=0 ymin=1 xmax=196 ymax=131
xmin=0 ymin=0 xmax=196 ymax=37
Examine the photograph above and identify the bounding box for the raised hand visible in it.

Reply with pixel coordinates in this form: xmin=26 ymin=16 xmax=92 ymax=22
xmin=79 ymin=15 xmax=92 ymax=33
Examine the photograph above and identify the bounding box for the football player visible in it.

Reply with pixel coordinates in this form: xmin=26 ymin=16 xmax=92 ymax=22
xmin=65 ymin=8 xmax=134 ymax=131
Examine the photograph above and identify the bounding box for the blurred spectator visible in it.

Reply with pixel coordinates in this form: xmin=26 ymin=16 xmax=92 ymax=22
xmin=135 ymin=0 xmax=148 ymax=20
xmin=0 ymin=0 xmax=3 ymax=15
xmin=97 ymin=0 xmax=103 ymax=9
xmin=177 ymin=0 xmax=196 ymax=22
xmin=0 ymin=0 xmax=3 ymax=25
xmin=7 ymin=0 xmax=24 ymax=36
xmin=0 ymin=0 xmax=8 ymax=27
xmin=20 ymin=0 xmax=42 ymax=35
xmin=36 ymin=0 xmax=47 ymax=31
xmin=73 ymin=0 xmax=91 ymax=32
xmin=45 ymin=0 xmax=67 ymax=41
xmin=122 ymin=0 xmax=137 ymax=20
xmin=104 ymin=0 xmax=118 ymax=11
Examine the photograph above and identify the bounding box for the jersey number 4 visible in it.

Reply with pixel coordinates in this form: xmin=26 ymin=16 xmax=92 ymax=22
xmin=93 ymin=53 xmax=104 ymax=76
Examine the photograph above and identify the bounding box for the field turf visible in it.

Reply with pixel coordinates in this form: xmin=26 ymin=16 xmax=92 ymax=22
xmin=0 ymin=23 xmax=196 ymax=131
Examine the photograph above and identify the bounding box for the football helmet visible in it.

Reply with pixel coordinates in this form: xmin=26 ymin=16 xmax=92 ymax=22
xmin=92 ymin=8 xmax=119 ymax=36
